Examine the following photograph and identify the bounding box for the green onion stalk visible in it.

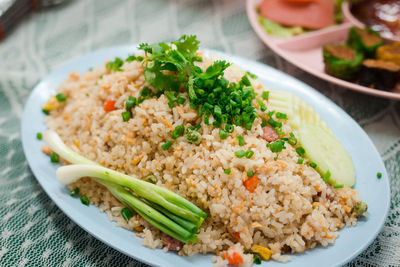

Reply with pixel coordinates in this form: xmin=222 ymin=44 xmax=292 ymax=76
xmin=42 ymin=130 xmax=207 ymax=243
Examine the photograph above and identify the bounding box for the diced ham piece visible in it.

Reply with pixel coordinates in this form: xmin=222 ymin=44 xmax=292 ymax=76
xmin=260 ymin=0 xmax=334 ymax=29
xmin=262 ymin=126 xmax=279 ymax=142
xmin=162 ymin=235 xmax=183 ymax=252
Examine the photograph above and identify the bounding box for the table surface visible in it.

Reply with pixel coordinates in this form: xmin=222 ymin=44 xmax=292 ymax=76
xmin=0 ymin=0 xmax=399 ymax=266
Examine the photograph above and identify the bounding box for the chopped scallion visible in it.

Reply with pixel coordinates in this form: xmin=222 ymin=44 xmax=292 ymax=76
xmin=268 ymin=140 xmax=285 ymax=153
xmin=36 ymin=132 xmax=42 ymax=140
xmin=224 ymin=168 xmax=231 ymax=175
xmin=287 ymin=132 xmax=297 ymax=146
xmin=268 ymin=118 xmax=282 ymax=129
xmin=56 ymin=93 xmax=67 ymax=102
xmin=261 ymin=119 xmax=267 ymax=127
xmin=275 ymin=112 xmax=288 ymax=120
xmin=166 ymin=92 xmax=177 ymax=102
xmin=225 ymin=124 xmax=234 ymax=133
xmin=50 ymin=152 xmax=59 ymax=163
xmin=70 ymin=187 xmax=79 ymax=197
xmin=310 ymin=162 xmax=317 ymax=168
xmin=323 ymin=170 xmax=331 ymax=182
xmin=262 ymin=91 xmax=269 ymax=100
xmin=219 ymin=129 xmax=228 ymax=140
xmin=121 ymin=111 xmax=131 ymax=122
xmin=235 ymin=150 xmax=246 ymax=158
xmin=237 ymin=135 xmax=244 ymax=146
xmin=80 ymin=195 xmax=90 ymax=206
xmin=253 ymin=253 xmax=262 ymax=265
xmin=161 ymin=141 xmax=173 ymax=150
xmin=121 ymin=207 xmax=133 ymax=221
xmin=125 ymin=98 xmax=136 ymax=109
xmin=245 ymin=149 xmax=254 ymax=159
xmin=296 ymin=147 xmax=306 ymax=156
xmin=177 ymin=97 xmax=186 ymax=104
xmin=172 ymin=125 xmax=185 ymax=139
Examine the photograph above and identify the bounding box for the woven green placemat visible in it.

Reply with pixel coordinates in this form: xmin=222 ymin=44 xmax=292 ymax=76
xmin=1 ymin=0 xmax=399 ymax=266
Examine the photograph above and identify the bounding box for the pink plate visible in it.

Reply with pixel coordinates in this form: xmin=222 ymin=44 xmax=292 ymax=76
xmin=246 ymin=0 xmax=400 ymax=100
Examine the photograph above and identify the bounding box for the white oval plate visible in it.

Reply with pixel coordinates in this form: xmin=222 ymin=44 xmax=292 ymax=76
xmin=21 ymin=46 xmax=390 ymax=267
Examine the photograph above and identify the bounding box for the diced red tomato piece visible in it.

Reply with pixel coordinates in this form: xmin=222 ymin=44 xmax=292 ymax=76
xmin=104 ymin=99 xmax=117 ymax=112
xmin=226 ymin=247 xmax=244 ymax=265
xmin=244 ymin=175 xmax=259 ymax=193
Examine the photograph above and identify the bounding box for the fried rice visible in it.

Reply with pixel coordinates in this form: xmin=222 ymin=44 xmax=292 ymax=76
xmin=44 ymin=55 xmax=362 ymax=265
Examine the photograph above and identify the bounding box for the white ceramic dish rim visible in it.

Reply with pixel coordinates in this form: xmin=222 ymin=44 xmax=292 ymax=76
xmin=21 ymin=45 xmax=390 ymax=267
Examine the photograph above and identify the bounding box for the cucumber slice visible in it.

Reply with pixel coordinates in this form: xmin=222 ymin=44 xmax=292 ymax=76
xmin=269 ymin=90 xmax=333 ymax=135
xmin=297 ymin=123 xmax=356 ymax=187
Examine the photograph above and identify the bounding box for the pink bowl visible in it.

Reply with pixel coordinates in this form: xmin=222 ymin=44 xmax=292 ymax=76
xmin=246 ymin=0 xmax=400 ymax=100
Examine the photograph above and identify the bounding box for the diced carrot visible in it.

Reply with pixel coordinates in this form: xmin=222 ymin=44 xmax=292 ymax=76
xmin=233 ymin=232 xmax=240 ymax=239
xmin=104 ymin=99 xmax=117 ymax=112
xmin=226 ymin=247 xmax=244 ymax=265
xmin=244 ymin=175 xmax=258 ymax=193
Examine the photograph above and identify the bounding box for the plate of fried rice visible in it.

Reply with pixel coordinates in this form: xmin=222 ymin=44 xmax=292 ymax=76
xmin=22 ymin=36 xmax=390 ymax=267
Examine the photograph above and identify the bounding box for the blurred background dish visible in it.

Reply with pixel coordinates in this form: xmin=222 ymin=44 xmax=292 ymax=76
xmin=247 ymin=0 xmax=400 ymax=100
xmin=343 ymin=0 xmax=400 ymax=42
xmin=0 ymin=0 xmax=66 ymax=40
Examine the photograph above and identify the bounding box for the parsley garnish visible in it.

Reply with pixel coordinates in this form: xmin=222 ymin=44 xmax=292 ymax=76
xmin=138 ymin=35 xmax=258 ymax=130
xmin=106 ymin=57 xmax=124 ymax=72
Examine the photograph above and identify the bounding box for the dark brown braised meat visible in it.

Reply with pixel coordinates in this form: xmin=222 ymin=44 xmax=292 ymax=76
xmin=359 ymin=59 xmax=400 ymax=90
xmin=351 ymin=0 xmax=400 ymax=40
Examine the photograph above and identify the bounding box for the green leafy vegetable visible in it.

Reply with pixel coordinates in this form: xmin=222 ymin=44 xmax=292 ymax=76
xmin=258 ymin=16 xmax=305 ymax=38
